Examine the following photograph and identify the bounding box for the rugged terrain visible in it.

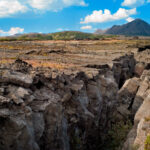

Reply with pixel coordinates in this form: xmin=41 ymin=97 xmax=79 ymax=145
xmin=0 ymin=39 xmax=150 ymax=150
xmin=0 ymin=39 xmax=149 ymax=69
xmin=95 ymin=19 xmax=150 ymax=36
xmin=105 ymin=19 xmax=150 ymax=36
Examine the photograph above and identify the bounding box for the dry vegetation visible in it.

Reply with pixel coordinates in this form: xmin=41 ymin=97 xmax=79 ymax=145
xmin=0 ymin=38 xmax=150 ymax=70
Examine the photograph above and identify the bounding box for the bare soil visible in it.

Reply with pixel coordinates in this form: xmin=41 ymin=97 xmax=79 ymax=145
xmin=0 ymin=39 xmax=149 ymax=71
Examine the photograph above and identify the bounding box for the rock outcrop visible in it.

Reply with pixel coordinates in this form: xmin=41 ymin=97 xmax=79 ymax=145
xmin=0 ymin=59 xmax=120 ymax=150
xmin=0 ymin=53 xmax=149 ymax=150
xmin=122 ymin=70 xmax=150 ymax=150
xmin=112 ymin=54 xmax=136 ymax=88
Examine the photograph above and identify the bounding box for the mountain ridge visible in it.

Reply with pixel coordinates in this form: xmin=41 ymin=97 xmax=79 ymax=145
xmin=95 ymin=19 xmax=150 ymax=36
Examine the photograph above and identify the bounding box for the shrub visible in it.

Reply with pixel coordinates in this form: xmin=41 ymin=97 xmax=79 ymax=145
xmin=145 ymin=135 xmax=150 ymax=150
xmin=132 ymin=144 xmax=140 ymax=150
xmin=106 ymin=120 xmax=132 ymax=150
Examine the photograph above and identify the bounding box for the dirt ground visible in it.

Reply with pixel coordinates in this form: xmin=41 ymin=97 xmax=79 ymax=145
xmin=0 ymin=39 xmax=150 ymax=71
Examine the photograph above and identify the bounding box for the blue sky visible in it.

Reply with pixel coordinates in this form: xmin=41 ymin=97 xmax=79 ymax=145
xmin=0 ymin=0 xmax=149 ymax=36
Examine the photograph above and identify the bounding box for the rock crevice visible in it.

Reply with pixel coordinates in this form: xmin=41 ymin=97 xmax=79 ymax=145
xmin=0 ymin=53 xmax=149 ymax=150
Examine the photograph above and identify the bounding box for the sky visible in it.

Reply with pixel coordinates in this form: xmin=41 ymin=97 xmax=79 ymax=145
xmin=0 ymin=0 xmax=149 ymax=36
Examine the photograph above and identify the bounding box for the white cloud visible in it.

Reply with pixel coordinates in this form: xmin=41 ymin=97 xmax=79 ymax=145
xmin=148 ymin=0 xmax=150 ymax=2
xmin=0 ymin=0 xmax=87 ymax=18
xmin=80 ymin=25 xmax=92 ymax=30
xmin=57 ymin=28 xmax=63 ymax=31
xmin=81 ymin=8 xmax=137 ymax=24
xmin=0 ymin=0 xmax=27 ymax=18
xmin=8 ymin=27 xmax=24 ymax=35
xmin=57 ymin=28 xmax=69 ymax=31
xmin=126 ymin=17 xmax=134 ymax=22
xmin=27 ymin=0 xmax=87 ymax=11
xmin=0 ymin=27 xmax=24 ymax=36
xmin=121 ymin=0 xmax=145 ymax=7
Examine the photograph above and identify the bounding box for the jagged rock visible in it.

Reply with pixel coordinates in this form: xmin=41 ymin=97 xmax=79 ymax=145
xmin=133 ymin=119 xmax=150 ymax=149
xmin=40 ymin=102 xmax=69 ymax=150
xmin=75 ymin=86 xmax=94 ymax=119
xmin=87 ymin=81 xmax=102 ymax=117
xmin=0 ymin=95 xmax=11 ymax=104
xmin=134 ymin=62 xmax=146 ymax=77
xmin=70 ymin=80 xmax=84 ymax=92
xmin=0 ymin=54 xmax=148 ymax=150
xmin=112 ymin=62 xmax=122 ymax=85
xmin=0 ymin=87 xmax=5 ymax=95
xmin=32 ymin=112 xmax=45 ymax=142
xmin=123 ymin=94 xmax=150 ymax=150
xmin=133 ymin=95 xmax=150 ymax=150
xmin=138 ymin=45 xmax=150 ymax=52
xmin=62 ymin=92 xmax=72 ymax=103
xmin=16 ymin=87 xmax=30 ymax=98
xmin=11 ymin=59 xmax=32 ymax=73
xmin=122 ymin=65 xmax=150 ymax=150
xmin=7 ymin=86 xmax=30 ymax=104
xmin=118 ymin=77 xmax=140 ymax=106
xmin=25 ymin=95 xmax=35 ymax=105
xmin=98 ymin=74 xmax=118 ymax=100
xmin=117 ymin=105 xmax=130 ymax=118
xmin=30 ymin=88 xmax=60 ymax=111
xmin=136 ymin=78 xmax=149 ymax=98
xmin=113 ymin=54 xmax=136 ymax=88
xmin=0 ymin=70 xmax=33 ymax=88
xmin=0 ymin=107 xmax=40 ymax=150
xmin=132 ymin=78 xmax=149 ymax=114
xmin=0 ymin=108 xmax=10 ymax=117
xmin=140 ymin=70 xmax=150 ymax=80
xmin=134 ymin=94 xmax=150 ymax=124
xmin=122 ymin=125 xmax=138 ymax=150
xmin=145 ymin=89 xmax=150 ymax=98
xmin=11 ymin=94 xmax=24 ymax=104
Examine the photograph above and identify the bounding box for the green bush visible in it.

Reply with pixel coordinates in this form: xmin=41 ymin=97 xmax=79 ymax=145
xmin=132 ymin=144 xmax=140 ymax=150
xmin=105 ymin=120 xmax=132 ymax=150
xmin=145 ymin=135 xmax=150 ymax=150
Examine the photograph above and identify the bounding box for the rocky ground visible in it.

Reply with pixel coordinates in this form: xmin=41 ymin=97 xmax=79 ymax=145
xmin=0 ymin=39 xmax=150 ymax=150
xmin=0 ymin=39 xmax=149 ymax=70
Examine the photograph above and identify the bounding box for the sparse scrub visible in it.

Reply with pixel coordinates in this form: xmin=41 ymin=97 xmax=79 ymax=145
xmin=104 ymin=120 xmax=132 ymax=150
xmin=0 ymin=32 xmax=118 ymax=41
xmin=132 ymin=144 xmax=140 ymax=150
xmin=145 ymin=117 xmax=150 ymax=122
xmin=145 ymin=135 xmax=150 ymax=150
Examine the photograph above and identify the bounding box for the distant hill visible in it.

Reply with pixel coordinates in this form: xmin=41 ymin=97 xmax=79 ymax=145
xmin=104 ymin=19 xmax=150 ymax=36
xmin=94 ymin=29 xmax=108 ymax=35
xmin=14 ymin=31 xmax=106 ymax=40
xmin=0 ymin=31 xmax=116 ymax=41
xmin=49 ymin=31 xmax=103 ymax=40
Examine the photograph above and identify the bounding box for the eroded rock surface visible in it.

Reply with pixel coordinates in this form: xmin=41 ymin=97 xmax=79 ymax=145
xmin=122 ymin=70 xmax=150 ymax=150
xmin=112 ymin=54 xmax=136 ymax=88
xmin=0 ymin=53 xmax=149 ymax=150
xmin=0 ymin=58 xmax=120 ymax=150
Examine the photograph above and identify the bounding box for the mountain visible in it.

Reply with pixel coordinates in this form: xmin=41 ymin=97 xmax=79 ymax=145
xmin=94 ymin=29 xmax=108 ymax=35
xmin=96 ymin=19 xmax=150 ymax=36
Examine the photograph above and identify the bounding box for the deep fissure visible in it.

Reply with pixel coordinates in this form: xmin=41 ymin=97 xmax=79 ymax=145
xmin=0 ymin=52 xmax=149 ymax=150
